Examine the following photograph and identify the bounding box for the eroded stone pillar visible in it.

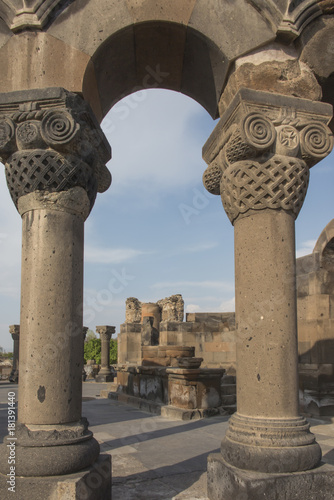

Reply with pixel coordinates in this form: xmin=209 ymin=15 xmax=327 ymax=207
xmin=203 ymin=88 xmax=333 ymax=494
xmin=96 ymin=325 xmax=115 ymax=382
xmin=9 ymin=324 xmax=19 ymax=383
xmin=0 ymin=88 xmax=111 ymax=479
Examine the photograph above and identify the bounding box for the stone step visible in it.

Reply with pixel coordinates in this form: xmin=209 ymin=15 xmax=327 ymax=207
xmin=221 ymin=375 xmax=236 ymax=384
xmin=221 ymin=394 xmax=236 ymax=405
xmin=220 ymin=383 xmax=236 ymax=395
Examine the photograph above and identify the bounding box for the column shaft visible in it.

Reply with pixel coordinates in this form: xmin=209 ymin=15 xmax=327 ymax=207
xmin=19 ymin=203 xmax=84 ymax=424
xmin=235 ymin=210 xmax=299 ymax=418
xmin=202 ymin=88 xmax=333 ymax=476
xmin=96 ymin=326 xmax=115 ymax=382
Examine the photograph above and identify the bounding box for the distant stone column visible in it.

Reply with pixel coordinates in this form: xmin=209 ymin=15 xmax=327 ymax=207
xmin=96 ymin=326 xmax=115 ymax=382
xmin=83 ymin=326 xmax=88 ymax=342
xmin=203 ymin=88 xmax=333 ymax=480
xmin=82 ymin=327 xmax=88 ymax=381
xmin=9 ymin=324 xmax=20 ymax=383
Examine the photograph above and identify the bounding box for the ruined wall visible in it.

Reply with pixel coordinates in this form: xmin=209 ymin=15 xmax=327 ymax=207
xmin=297 ymin=220 xmax=334 ymax=416
xmin=119 ymin=222 xmax=334 ymax=415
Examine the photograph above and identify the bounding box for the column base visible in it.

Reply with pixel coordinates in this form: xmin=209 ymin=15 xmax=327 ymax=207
xmin=0 ymin=420 xmax=100 ymax=476
xmin=0 ymin=454 xmax=111 ymax=500
xmin=222 ymin=413 xmax=321 ymax=472
xmin=207 ymin=453 xmax=334 ymax=500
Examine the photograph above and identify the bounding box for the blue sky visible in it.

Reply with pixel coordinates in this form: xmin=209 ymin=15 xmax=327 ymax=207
xmin=0 ymin=89 xmax=333 ymax=351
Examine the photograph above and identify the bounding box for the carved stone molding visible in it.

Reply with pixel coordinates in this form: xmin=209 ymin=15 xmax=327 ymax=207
xmin=249 ymin=0 xmax=322 ymax=42
xmin=0 ymin=0 xmax=73 ymax=32
xmin=203 ymin=88 xmax=333 ymax=224
xmin=278 ymin=0 xmax=322 ymax=41
xmin=0 ymin=88 xmax=111 ymax=210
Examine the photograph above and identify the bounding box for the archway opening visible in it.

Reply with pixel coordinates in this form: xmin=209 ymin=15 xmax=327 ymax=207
xmin=85 ymin=21 xmax=228 ymax=121
xmin=82 ymin=88 xmax=235 ymax=335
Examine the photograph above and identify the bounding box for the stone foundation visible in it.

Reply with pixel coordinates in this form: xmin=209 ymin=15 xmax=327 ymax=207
xmin=0 ymin=454 xmax=111 ymax=500
xmin=207 ymin=453 xmax=334 ymax=500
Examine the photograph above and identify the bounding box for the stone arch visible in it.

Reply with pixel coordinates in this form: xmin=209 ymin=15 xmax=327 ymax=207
xmin=0 ymin=0 xmax=279 ymax=121
xmin=313 ymin=219 xmax=334 ymax=268
xmin=84 ymin=21 xmax=226 ymax=121
xmin=0 ymin=2 xmax=334 ymax=498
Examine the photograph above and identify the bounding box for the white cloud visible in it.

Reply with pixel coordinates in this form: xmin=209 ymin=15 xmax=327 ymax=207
xmin=219 ymin=297 xmax=235 ymax=312
xmin=296 ymin=239 xmax=316 ymax=258
xmin=186 ymin=304 xmax=201 ymax=313
xmin=165 ymin=241 xmax=219 ymax=258
xmin=84 ymin=246 xmax=152 ymax=264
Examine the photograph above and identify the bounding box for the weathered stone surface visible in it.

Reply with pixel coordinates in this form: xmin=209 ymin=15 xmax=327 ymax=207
xmin=0 ymin=454 xmax=111 ymax=500
xmin=319 ymin=0 xmax=334 ymax=13
xmin=125 ymin=297 xmax=142 ymax=323
xmin=142 ymin=316 xmax=159 ymax=346
xmin=297 ymin=219 xmax=334 ymax=417
xmin=219 ymin=58 xmax=322 ymax=116
xmin=207 ymin=453 xmax=334 ymax=500
xmin=157 ymin=294 xmax=184 ymax=322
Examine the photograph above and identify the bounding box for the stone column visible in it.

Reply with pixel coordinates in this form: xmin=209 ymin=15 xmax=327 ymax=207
xmin=82 ymin=326 xmax=88 ymax=381
xmin=96 ymin=325 xmax=115 ymax=382
xmin=9 ymin=324 xmax=19 ymax=383
xmin=203 ymin=88 xmax=333 ymax=495
xmin=0 ymin=88 xmax=111 ymax=480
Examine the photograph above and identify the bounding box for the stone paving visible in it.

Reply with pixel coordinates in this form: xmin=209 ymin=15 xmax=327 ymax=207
xmin=1 ymin=381 xmax=334 ymax=499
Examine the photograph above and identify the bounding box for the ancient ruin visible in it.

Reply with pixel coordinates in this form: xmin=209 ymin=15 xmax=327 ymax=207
xmin=8 ymin=324 xmax=19 ymax=383
xmin=0 ymin=1 xmax=333 ymax=499
xmin=298 ymin=219 xmax=334 ymax=416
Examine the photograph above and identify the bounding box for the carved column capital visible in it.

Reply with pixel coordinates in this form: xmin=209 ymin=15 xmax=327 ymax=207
xmin=203 ymin=89 xmax=333 ymax=224
xmin=9 ymin=324 xmax=20 ymax=341
xmin=96 ymin=325 xmax=115 ymax=342
xmin=0 ymin=88 xmax=111 ymax=213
